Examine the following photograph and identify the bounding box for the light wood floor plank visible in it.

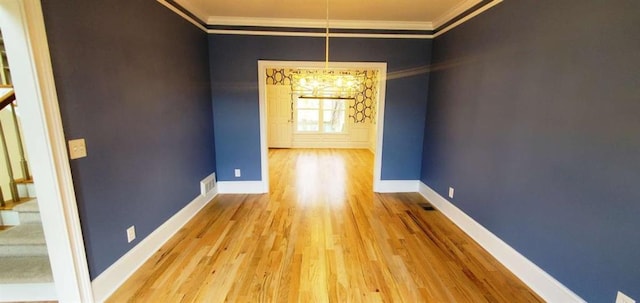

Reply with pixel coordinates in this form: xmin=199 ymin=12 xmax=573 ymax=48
xmin=108 ymin=149 xmax=542 ymax=302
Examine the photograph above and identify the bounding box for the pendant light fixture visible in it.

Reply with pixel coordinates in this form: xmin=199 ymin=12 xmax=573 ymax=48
xmin=291 ymin=0 xmax=364 ymax=99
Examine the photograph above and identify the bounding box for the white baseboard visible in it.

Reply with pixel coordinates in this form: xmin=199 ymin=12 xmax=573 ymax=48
xmin=374 ymin=180 xmax=419 ymax=193
xmin=418 ymin=182 xmax=585 ymax=303
xmin=290 ymin=142 xmax=370 ymax=149
xmin=91 ymin=188 xmax=218 ymax=302
xmin=217 ymin=181 xmax=267 ymax=194
xmin=0 ymin=283 xmax=57 ymax=302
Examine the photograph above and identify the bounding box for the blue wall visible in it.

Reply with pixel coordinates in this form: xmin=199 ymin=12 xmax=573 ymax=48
xmin=209 ymin=35 xmax=432 ymax=181
xmin=42 ymin=1 xmax=215 ymax=278
xmin=421 ymin=1 xmax=640 ymax=301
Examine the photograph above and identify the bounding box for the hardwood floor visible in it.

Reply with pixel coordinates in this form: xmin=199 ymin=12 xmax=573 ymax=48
xmin=108 ymin=149 xmax=542 ymax=302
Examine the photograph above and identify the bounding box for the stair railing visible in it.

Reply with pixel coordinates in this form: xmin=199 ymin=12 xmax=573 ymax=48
xmin=1 ymin=85 xmax=24 ymax=206
xmin=0 ymin=117 xmax=20 ymax=203
xmin=10 ymin=103 xmax=30 ymax=181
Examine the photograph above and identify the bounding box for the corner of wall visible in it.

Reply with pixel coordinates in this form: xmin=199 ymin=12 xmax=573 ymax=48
xmin=417 ymin=182 xmax=585 ymax=303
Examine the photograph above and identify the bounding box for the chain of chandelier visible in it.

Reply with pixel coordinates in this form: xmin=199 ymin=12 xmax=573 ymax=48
xmin=290 ymin=0 xmax=365 ymax=99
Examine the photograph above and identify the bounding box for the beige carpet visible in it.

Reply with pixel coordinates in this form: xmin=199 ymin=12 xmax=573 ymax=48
xmin=0 ymin=256 xmax=53 ymax=283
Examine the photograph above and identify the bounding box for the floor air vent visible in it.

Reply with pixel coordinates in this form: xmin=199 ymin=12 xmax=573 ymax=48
xmin=419 ymin=203 xmax=435 ymax=211
xmin=200 ymin=173 xmax=216 ymax=196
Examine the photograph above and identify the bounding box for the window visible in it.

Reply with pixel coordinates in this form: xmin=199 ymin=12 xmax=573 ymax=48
xmin=295 ymin=98 xmax=347 ymax=133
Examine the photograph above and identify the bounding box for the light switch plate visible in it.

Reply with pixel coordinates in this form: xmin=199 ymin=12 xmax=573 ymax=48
xmin=127 ymin=226 xmax=136 ymax=243
xmin=68 ymin=138 xmax=87 ymax=159
xmin=449 ymin=187 xmax=455 ymax=198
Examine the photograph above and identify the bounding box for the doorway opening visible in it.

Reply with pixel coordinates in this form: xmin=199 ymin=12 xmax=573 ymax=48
xmin=0 ymin=1 xmax=92 ymax=301
xmin=258 ymin=61 xmax=387 ymax=192
xmin=0 ymin=24 xmax=53 ymax=291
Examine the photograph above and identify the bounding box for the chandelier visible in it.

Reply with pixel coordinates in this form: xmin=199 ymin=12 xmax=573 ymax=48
xmin=291 ymin=69 xmax=363 ymax=99
xmin=290 ymin=0 xmax=365 ymax=99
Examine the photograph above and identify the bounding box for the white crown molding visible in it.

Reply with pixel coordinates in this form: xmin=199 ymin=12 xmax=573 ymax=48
xmin=206 ymin=16 xmax=434 ymax=31
xmin=156 ymin=0 xmax=207 ymax=32
xmin=173 ymin=0 xmax=208 ymax=22
xmin=434 ymin=0 xmax=503 ymax=37
xmin=159 ymin=0 xmax=503 ymax=37
xmin=432 ymin=0 xmax=482 ymax=29
xmin=207 ymin=29 xmax=433 ymax=39
xmin=418 ymin=182 xmax=586 ymax=302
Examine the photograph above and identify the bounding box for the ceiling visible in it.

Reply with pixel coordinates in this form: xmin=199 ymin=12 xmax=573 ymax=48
xmin=173 ymin=0 xmax=487 ymax=30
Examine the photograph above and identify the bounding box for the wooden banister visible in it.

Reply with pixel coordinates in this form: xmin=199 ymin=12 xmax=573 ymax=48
xmin=0 ymin=85 xmax=15 ymax=110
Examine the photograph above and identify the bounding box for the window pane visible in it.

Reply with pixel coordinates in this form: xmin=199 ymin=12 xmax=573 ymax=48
xmin=297 ymin=98 xmax=320 ymax=109
xmin=298 ymin=109 xmax=319 ymax=122
xmin=322 ymin=99 xmax=346 ymax=111
xmin=297 ymin=109 xmax=319 ymax=131
xmin=295 ymin=98 xmax=347 ymax=133
xmin=323 ymin=110 xmax=343 ymax=122
xmin=323 ymin=110 xmax=345 ymax=132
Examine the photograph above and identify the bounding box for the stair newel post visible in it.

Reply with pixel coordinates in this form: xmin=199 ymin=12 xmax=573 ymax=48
xmin=0 ymin=119 xmax=19 ymax=202
xmin=10 ymin=103 xmax=30 ymax=180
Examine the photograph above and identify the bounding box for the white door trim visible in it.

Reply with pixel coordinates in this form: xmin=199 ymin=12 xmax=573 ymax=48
xmin=257 ymin=60 xmax=387 ymax=192
xmin=0 ymin=0 xmax=93 ymax=302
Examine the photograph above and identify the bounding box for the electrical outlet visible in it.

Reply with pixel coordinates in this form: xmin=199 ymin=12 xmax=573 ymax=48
xmin=127 ymin=226 xmax=136 ymax=243
xmin=68 ymin=138 xmax=87 ymax=159
xmin=617 ymin=291 xmax=636 ymax=303
xmin=234 ymin=169 xmax=241 ymax=177
xmin=449 ymin=187 xmax=454 ymax=198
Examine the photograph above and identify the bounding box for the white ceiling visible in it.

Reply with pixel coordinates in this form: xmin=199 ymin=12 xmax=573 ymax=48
xmin=175 ymin=0 xmax=483 ymax=30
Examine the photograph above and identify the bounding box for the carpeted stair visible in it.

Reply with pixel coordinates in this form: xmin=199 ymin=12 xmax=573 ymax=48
xmin=0 ymin=223 xmax=48 ymax=257
xmin=0 ymin=197 xmax=53 ymax=284
xmin=13 ymin=199 xmax=43 ymax=224
xmin=0 ymin=256 xmax=53 ymax=283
